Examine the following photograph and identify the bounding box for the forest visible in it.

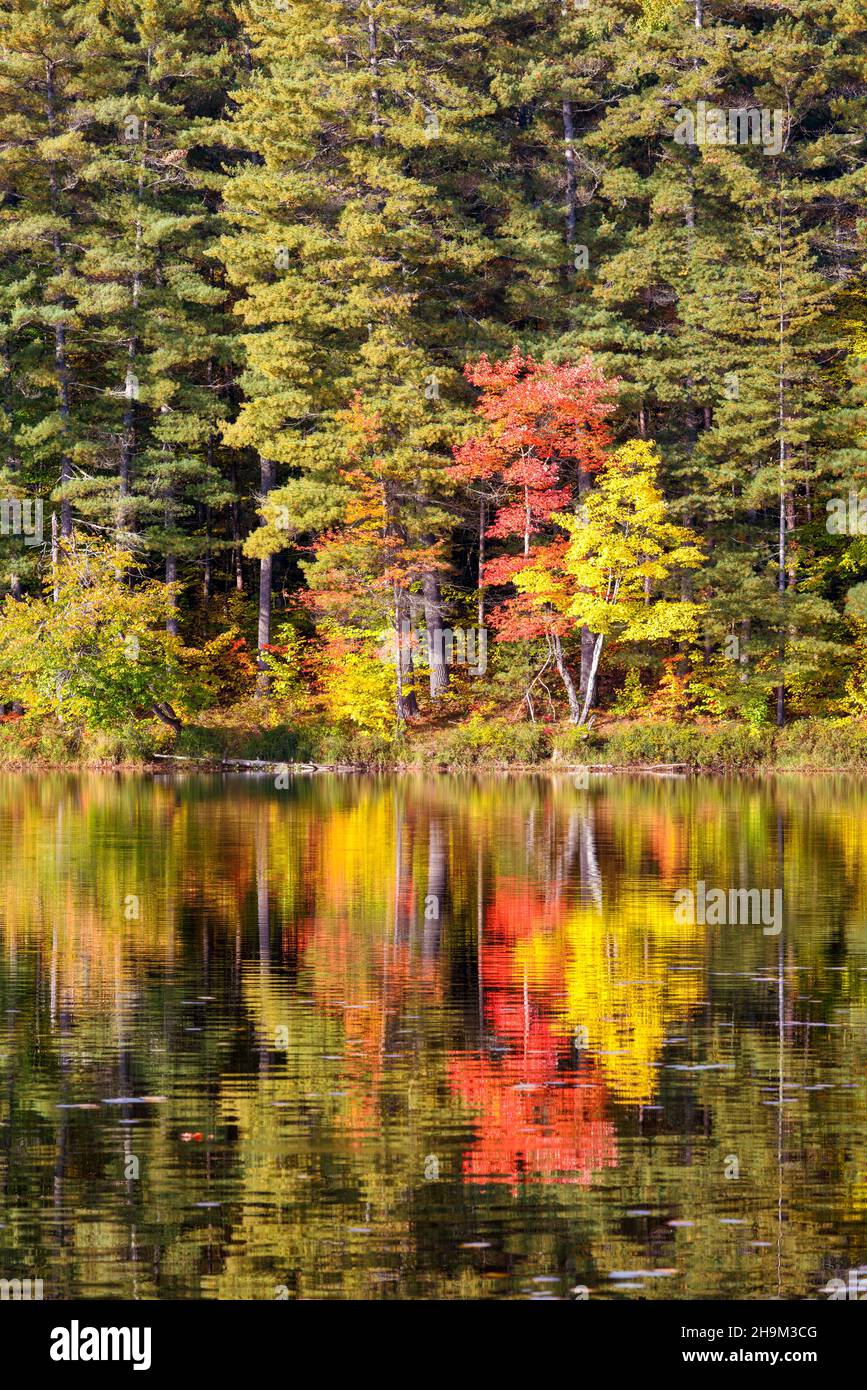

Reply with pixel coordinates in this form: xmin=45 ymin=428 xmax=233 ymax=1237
xmin=0 ymin=0 xmax=865 ymax=768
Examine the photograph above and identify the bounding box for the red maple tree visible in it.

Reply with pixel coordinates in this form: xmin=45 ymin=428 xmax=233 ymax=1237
xmin=450 ymin=350 xmax=617 ymax=720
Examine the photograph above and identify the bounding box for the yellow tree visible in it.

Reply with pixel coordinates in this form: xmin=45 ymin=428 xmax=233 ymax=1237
xmin=515 ymin=440 xmax=705 ymax=723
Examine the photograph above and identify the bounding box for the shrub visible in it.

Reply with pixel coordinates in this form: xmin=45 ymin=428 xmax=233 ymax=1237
xmin=435 ymin=716 xmax=549 ymax=768
xmin=550 ymin=725 xmax=605 ymax=763
xmin=774 ymin=719 xmax=867 ymax=769
xmin=174 ymin=719 xmax=395 ymax=769
xmin=592 ymin=721 xmax=772 ymax=770
xmin=174 ymin=724 xmax=233 ymax=760
xmin=0 ymin=718 xmax=75 ymax=764
xmin=610 ymin=668 xmax=645 ymax=716
xmin=79 ymin=720 xmax=166 ymax=764
xmin=307 ymin=724 xmax=395 ymax=768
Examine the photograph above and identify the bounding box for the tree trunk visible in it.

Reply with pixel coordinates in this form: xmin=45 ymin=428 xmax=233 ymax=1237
xmin=579 ymin=620 xmax=597 ymax=703
xmin=776 ymin=204 xmax=787 ymax=729
xmin=257 ymin=457 xmax=277 ymax=692
xmin=394 ymin=585 xmax=418 ymax=721
xmin=120 ymin=334 xmax=137 ymax=537
xmin=151 ymin=701 xmax=182 ymax=733
xmin=120 ymin=101 xmax=146 ymax=540
xmin=776 ymin=473 xmax=786 ymax=727
xmin=422 ymin=568 xmax=449 ymax=699
xmin=367 ymin=2 xmax=382 ymax=149
xmin=230 ymin=457 xmax=244 ymax=592
xmin=579 ymin=634 xmax=604 ymax=725
xmin=477 ymin=497 xmax=486 ymax=630
xmin=203 ymin=433 xmax=214 ymax=600
xmin=165 ymin=551 xmax=180 ymax=637
xmin=51 ymin=510 xmax=59 ymax=603
xmin=577 ymin=469 xmax=597 ymax=701
xmin=562 ymin=99 xmax=577 ymax=246
xmin=552 ymin=634 xmax=582 ymax=723
xmin=45 ymin=61 xmax=72 ymax=539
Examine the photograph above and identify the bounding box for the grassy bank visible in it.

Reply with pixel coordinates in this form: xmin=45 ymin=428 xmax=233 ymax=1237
xmin=5 ymin=712 xmax=867 ymax=774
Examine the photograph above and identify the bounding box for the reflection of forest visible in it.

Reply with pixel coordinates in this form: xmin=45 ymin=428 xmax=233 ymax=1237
xmin=0 ymin=773 xmax=866 ymax=1299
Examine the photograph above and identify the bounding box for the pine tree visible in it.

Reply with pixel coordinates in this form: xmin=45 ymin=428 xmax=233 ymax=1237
xmin=0 ymin=0 xmax=120 ymax=550
xmin=0 ymin=0 xmax=243 ymax=631
xmin=218 ymin=0 xmax=557 ymax=702
xmin=73 ymin=0 xmax=240 ymax=618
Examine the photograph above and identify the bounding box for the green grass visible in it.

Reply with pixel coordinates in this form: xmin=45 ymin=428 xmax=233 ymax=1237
xmin=554 ymin=718 xmax=867 ymax=771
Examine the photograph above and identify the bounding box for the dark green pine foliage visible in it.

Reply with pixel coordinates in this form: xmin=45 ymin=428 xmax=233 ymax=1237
xmin=0 ymin=0 xmax=243 ymax=630
xmin=219 ymin=0 xmax=558 ymax=699
xmin=0 ymin=0 xmax=865 ymax=729
xmin=530 ymin=0 xmax=866 ymax=722
xmin=0 ymin=0 xmax=122 ymax=568
xmin=76 ymin=0 xmax=241 ymax=626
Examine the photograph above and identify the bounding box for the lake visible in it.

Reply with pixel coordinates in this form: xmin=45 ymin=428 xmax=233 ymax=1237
xmin=0 ymin=771 xmax=865 ymax=1300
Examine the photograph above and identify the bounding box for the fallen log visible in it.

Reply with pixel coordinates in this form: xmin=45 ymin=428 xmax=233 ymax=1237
xmin=150 ymin=753 xmax=362 ymax=772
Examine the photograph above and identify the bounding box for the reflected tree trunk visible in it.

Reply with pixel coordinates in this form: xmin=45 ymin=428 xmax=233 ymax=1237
xmin=578 ymin=809 xmax=603 ymax=909
xmin=423 ymin=815 xmax=446 ymax=958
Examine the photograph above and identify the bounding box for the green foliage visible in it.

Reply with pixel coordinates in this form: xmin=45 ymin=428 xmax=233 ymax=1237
xmin=258 ymin=621 xmax=307 ymax=706
xmin=182 ymin=627 xmax=258 ymax=706
xmin=436 ymin=716 xmax=549 ymax=768
xmin=610 ymin=668 xmax=644 ymax=717
xmin=550 ymin=724 xmax=601 ymax=763
xmin=591 ymin=722 xmax=773 ymax=771
xmin=576 ymin=720 xmax=867 ymax=771
xmin=314 ymin=625 xmax=396 ymax=736
xmin=550 ymin=441 xmax=704 ymax=646
xmin=774 ymin=720 xmax=867 ymax=770
xmin=0 ymin=540 xmax=198 ymax=731
xmin=0 ymin=718 xmax=75 ymax=766
xmin=174 ymin=717 xmax=395 ymax=768
xmin=304 ymin=724 xmax=395 ymax=770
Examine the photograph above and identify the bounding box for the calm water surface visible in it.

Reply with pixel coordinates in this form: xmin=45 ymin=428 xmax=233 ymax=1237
xmin=0 ymin=772 xmax=866 ymax=1300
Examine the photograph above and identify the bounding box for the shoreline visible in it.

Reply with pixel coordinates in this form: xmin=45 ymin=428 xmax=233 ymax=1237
xmin=4 ymin=714 xmax=867 ymax=778
xmin=1 ymin=755 xmax=865 ymax=777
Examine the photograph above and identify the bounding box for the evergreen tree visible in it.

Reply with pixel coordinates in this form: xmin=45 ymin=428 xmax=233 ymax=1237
xmin=219 ymin=0 xmax=558 ymax=702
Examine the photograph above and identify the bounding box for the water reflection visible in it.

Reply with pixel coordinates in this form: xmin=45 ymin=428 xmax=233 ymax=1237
xmin=0 ymin=772 xmax=866 ymax=1299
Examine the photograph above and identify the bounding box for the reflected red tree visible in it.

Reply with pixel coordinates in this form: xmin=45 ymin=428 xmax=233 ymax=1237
xmin=449 ymin=879 xmax=616 ymax=1188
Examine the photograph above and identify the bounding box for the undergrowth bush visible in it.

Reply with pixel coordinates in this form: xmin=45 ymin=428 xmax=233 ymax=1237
xmin=774 ymin=720 xmax=867 ymax=768
xmin=567 ymin=721 xmax=772 ymax=769
xmin=175 ymin=719 xmax=395 ymax=768
xmin=435 ymin=716 xmax=549 ymax=767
